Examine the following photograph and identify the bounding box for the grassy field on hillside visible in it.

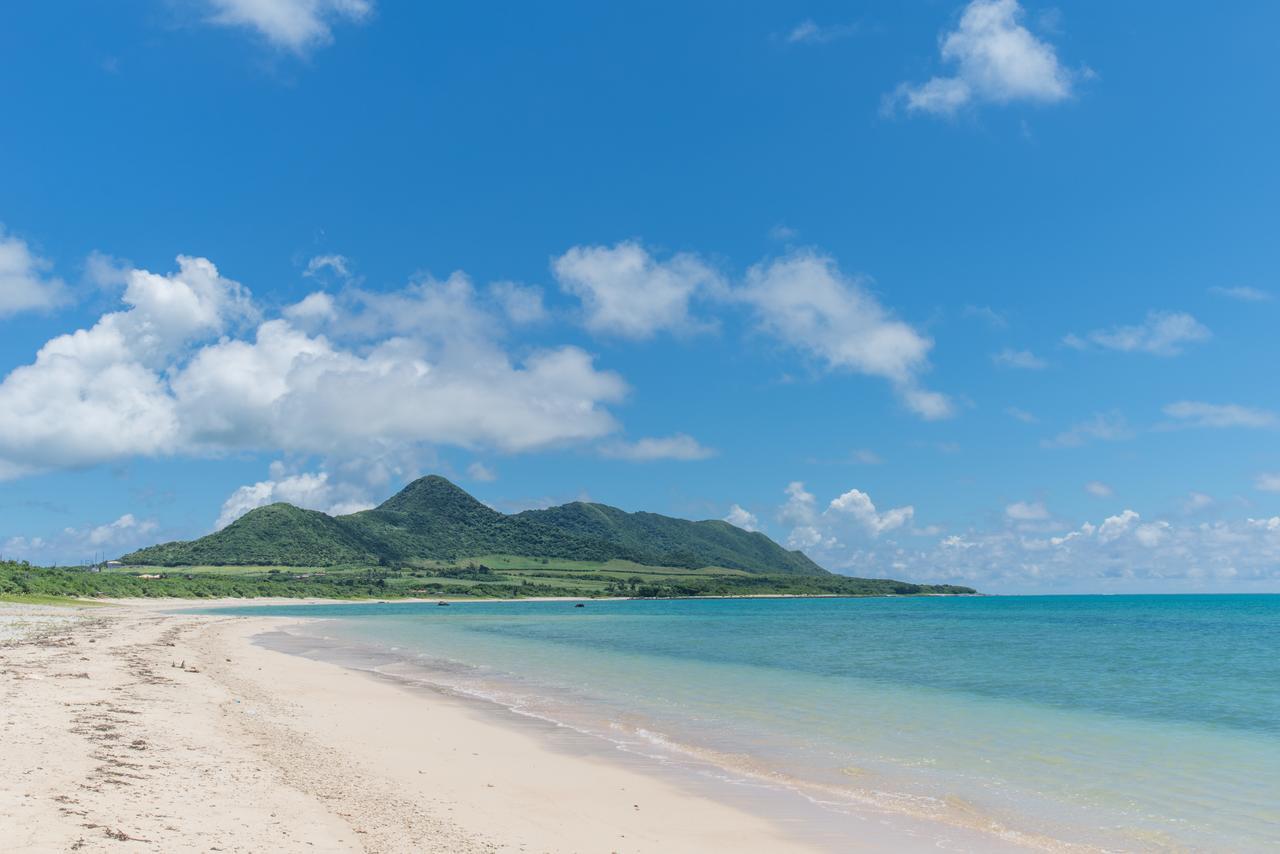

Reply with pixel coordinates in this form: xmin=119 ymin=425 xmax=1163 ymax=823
xmin=4 ymin=558 xmax=976 ymax=600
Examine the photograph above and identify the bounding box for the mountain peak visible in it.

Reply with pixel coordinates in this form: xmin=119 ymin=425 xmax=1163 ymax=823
xmin=374 ymin=475 xmax=499 ymax=521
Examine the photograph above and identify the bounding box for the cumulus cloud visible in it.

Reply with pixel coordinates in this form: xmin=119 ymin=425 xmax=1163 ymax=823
xmin=1041 ymin=412 xmax=1133 ymax=448
xmin=0 ymin=228 xmax=67 ymax=318
xmin=828 ymin=488 xmax=914 ymax=535
xmin=892 ymin=0 xmax=1076 ymax=116
xmin=599 ymin=434 xmax=715 ymax=462
xmin=992 ymin=348 xmax=1046 ymax=369
xmin=723 ymin=504 xmax=759 ymax=532
xmin=777 ymin=482 xmax=914 ymax=555
xmin=1064 ymin=311 xmax=1211 ymax=356
xmin=740 ymin=251 xmax=952 ymax=419
xmin=780 ymin=481 xmax=818 ymax=525
xmin=490 ymin=281 xmax=547 ymax=325
xmin=215 ymin=467 xmax=373 ymax=530
xmin=551 ymin=243 xmax=951 ymax=420
xmin=0 ymin=256 xmax=630 ymax=479
xmin=1161 ymin=401 xmax=1276 ymax=430
xmin=203 ymin=0 xmax=372 ymax=52
xmin=552 ymin=241 xmax=722 ymax=339
xmin=283 ymin=291 xmax=337 ymax=326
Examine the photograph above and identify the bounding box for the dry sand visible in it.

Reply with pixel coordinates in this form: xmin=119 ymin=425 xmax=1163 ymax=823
xmin=0 ymin=600 xmax=828 ymax=853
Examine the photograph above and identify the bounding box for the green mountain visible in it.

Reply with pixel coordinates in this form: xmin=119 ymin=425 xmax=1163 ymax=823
xmin=121 ymin=475 xmax=829 ymax=575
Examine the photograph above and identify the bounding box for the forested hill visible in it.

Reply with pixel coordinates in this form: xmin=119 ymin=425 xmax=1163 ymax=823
xmin=121 ymin=475 xmax=829 ymax=575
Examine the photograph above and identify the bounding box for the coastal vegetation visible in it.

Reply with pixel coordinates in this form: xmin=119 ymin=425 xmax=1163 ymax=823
xmin=0 ymin=558 xmax=975 ymax=601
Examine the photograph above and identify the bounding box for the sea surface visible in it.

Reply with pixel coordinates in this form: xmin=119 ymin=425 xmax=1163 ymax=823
xmin=209 ymin=595 xmax=1280 ymax=851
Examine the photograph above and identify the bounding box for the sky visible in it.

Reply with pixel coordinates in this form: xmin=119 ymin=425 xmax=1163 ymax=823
xmin=1 ymin=0 xmax=1278 ymax=593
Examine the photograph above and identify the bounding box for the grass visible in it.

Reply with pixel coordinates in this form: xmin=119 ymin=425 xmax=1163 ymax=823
xmin=4 ymin=559 xmax=977 ymax=601
xmin=102 ymin=564 xmax=307 ymax=576
xmin=0 ymin=592 xmax=105 ymax=607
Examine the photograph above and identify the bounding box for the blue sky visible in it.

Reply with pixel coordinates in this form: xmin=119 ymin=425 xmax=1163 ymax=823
xmin=1 ymin=1 xmax=1278 ymax=592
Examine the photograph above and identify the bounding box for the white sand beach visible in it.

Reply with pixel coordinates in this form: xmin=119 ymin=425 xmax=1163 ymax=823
xmin=1 ymin=600 xmax=829 ymax=853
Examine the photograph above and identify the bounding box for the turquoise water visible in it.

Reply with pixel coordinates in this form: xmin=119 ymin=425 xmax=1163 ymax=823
xmin=213 ymin=596 xmax=1280 ymax=850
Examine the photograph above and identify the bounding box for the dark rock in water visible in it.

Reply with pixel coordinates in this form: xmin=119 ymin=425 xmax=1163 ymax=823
xmin=437 ymin=601 xmax=450 ymax=606
xmin=574 ymin=602 xmax=585 ymax=607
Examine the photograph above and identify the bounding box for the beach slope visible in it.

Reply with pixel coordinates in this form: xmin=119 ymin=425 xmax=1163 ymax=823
xmin=0 ymin=602 xmax=817 ymax=853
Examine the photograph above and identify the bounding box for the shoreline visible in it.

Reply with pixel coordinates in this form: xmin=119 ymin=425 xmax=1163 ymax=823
xmin=1 ymin=599 xmax=933 ymax=852
xmin=1 ymin=597 xmax=1077 ymax=852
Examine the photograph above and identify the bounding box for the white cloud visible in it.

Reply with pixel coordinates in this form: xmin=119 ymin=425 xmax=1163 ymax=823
xmin=552 ymin=241 xmax=722 ymax=339
xmin=1134 ymin=520 xmax=1171 ymax=548
xmin=828 ymin=488 xmax=915 ymax=535
xmin=552 ymin=243 xmax=951 ymax=420
xmin=724 ymin=504 xmax=759 ymax=532
xmin=740 ymin=251 xmax=952 ymax=419
xmin=0 ymin=256 xmax=630 ymax=479
xmin=851 ymin=449 xmax=883 ymax=465
xmin=490 ymin=281 xmax=547 ymax=325
xmin=2 ymin=513 xmax=158 ymax=564
xmin=785 ymin=19 xmax=858 ymax=45
xmin=780 ymin=481 xmax=818 ymax=526
xmin=466 ymin=461 xmax=497 ymax=482
xmin=203 ymin=0 xmax=372 ymax=52
xmin=0 ymin=256 xmax=252 ymax=475
xmin=303 ymin=254 xmax=351 ymax=279
xmin=599 ymin=434 xmax=715 ymax=462
xmin=1161 ymin=401 xmax=1276 ymax=429
xmin=893 ymin=0 xmax=1076 ymax=116
xmin=1005 ymin=406 xmax=1038 ymax=424
xmin=0 ymin=228 xmax=67 ymax=318
xmin=1096 ymin=509 xmax=1138 ymax=542
xmin=992 ymin=348 xmax=1046 ymax=369
xmin=216 ymin=468 xmax=374 ymax=530
xmin=777 ymin=482 xmax=913 ymax=553
xmin=283 ymin=291 xmax=337 ymax=325
xmin=1085 ymin=480 xmax=1113 ymax=498
xmin=1005 ymin=500 xmax=1049 ymax=521
xmin=1042 ymin=412 xmax=1132 ymax=448
xmin=770 ymin=489 xmax=1280 ymax=592
xmin=1065 ymin=311 xmax=1210 ymax=356
xmin=1210 ymin=286 xmax=1271 ymax=303
xmin=1256 ymin=473 xmax=1280 ymax=493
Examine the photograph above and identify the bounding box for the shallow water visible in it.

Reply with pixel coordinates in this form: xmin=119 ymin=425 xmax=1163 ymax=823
xmin=210 ymin=595 xmax=1280 ymax=851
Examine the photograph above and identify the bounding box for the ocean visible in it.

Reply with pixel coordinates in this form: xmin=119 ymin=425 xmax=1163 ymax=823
xmin=210 ymin=595 xmax=1280 ymax=851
